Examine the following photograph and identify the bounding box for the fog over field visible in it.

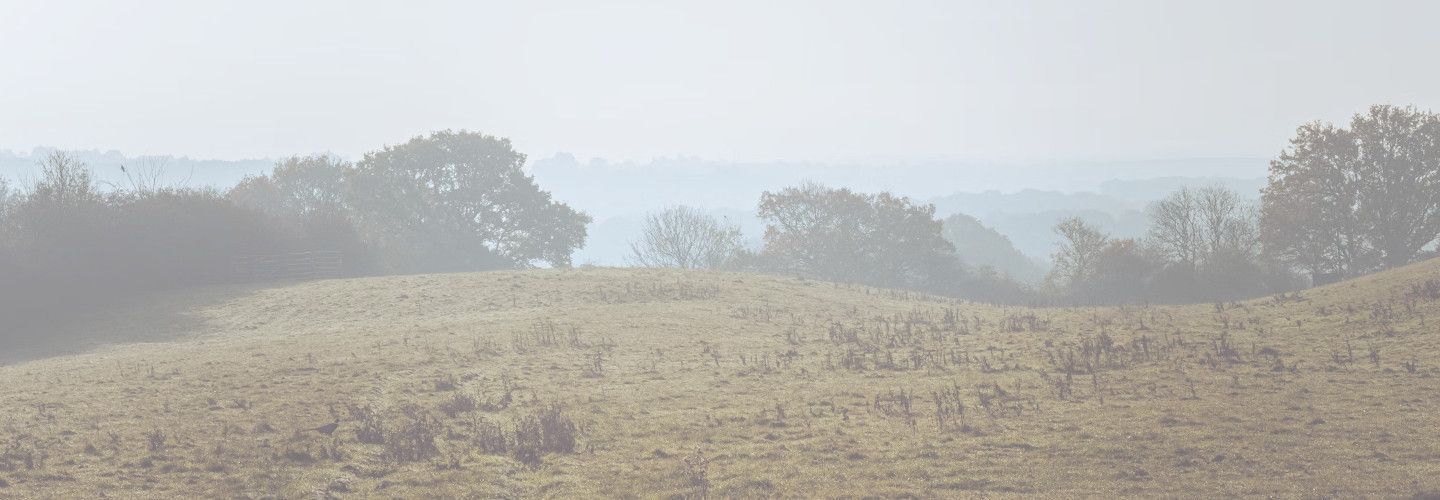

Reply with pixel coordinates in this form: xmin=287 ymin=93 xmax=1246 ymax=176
xmin=3 ymin=1 xmax=1440 ymax=498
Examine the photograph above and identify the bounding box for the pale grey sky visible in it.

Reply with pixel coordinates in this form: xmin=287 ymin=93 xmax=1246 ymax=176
xmin=2 ymin=0 xmax=1438 ymax=163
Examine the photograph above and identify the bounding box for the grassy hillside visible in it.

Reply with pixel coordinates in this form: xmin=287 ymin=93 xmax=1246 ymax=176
xmin=2 ymin=260 xmax=1439 ymax=498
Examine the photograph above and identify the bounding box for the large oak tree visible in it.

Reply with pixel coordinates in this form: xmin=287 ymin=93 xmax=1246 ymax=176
xmin=1262 ymin=105 xmax=1440 ymax=278
xmin=346 ymin=131 xmax=590 ymax=271
xmin=757 ymin=182 xmax=959 ymax=291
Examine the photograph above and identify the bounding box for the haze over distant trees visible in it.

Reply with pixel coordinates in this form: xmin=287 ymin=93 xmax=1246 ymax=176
xmin=754 ymin=183 xmax=960 ymax=291
xmin=534 ymin=154 xmax=1267 ymax=265
xmin=529 ymin=154 xmax=1268 ymax=220
xmin=231 ymin=131 xmax=591 ymax=273
xmin=1 ymin=132 xmax=589 ymax=342
xmin=1038 ymin=105 xmax=1440 ymax=305
xmin=940 ymin=213 xmax=1046 ymax=284
xmin=228 ymin=155 xmax=371 ymax=274
xmin=715 ymin=182 xmax=1025 ymax=302
xmin=1 ymin=151 xmax=300 ymax=339
xmin=0 ymin=175 xmax=14 ymax=219
xmin=4 ymin=104 xmax=1439 ymax=342
xmin=1045 ymin=184 xmax=1288 ymax=304
xmin=0 ymin=148 xmax=1269 ymax=269
xmin=0 ymin=148 xmax=270 ymax=190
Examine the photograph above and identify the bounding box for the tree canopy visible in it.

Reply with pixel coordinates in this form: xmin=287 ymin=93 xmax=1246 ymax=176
xmin=349 ymin=131 xmax=589 ymax=271
xmin=1262 ymin=105 xmax=1440 ymax=278
xmin=757 ymin=182 xmax=960 ymax=291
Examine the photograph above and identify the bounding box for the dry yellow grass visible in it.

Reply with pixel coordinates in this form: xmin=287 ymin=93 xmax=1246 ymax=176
xmin=2 ymin=260 xmax=1439 ymax=498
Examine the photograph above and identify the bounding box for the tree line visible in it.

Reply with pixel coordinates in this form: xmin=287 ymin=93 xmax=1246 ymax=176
xmin=628 ymin=183 xmax=1038 ymax=303
xmin=0 ymin=131 xmax=589 ymax=335
xmin=629 ymin=105 xmax=1440 ymax=305
xmin=3 ymin=104 xmax=1437 ymax=336
xmin=1041 ymin=185 xmax=1294 ymax=304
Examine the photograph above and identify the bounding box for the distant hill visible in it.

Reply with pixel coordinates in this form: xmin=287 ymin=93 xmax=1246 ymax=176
xmin=1098 ymin=176 xmax=1267 ymax=203
xmin=941 ymin=213 xmax=1047 ymax=283
xmin=929 ymin=189 xmax=1134 ymax=217
xmin=528 ymin=154 xmax=1268 ymax=220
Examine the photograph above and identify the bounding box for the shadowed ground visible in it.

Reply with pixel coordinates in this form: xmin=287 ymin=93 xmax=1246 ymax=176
xmin=1 ymin=284 xmax=269 ymax=365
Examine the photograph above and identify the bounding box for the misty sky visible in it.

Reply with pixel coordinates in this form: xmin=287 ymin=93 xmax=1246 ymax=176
xmin=3 ymin=0 xmax=1439 ymax=164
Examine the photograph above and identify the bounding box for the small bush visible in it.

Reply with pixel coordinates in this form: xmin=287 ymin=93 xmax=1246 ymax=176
xmin=348 ymin=403 xmax=386 ymax=444
xmin=385 ymin=405 xmax=441 ymax=463
xmin=145 ymin=429 xmax=167 ymax=453
xmin=439 ymin=393 xmax=478 ymax=417
xmin=468 ymin=403 xmax=581 ymax=466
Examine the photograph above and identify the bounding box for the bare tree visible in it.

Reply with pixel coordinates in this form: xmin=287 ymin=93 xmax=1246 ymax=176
xmin=33 ymin=151 xmax=99 ymax=207
xmin=629 ymin=206 xmax=743 ymax=269
xmin=0 ymin=176 xmax=13 ymax=221
xmin=1046 ymin=217 xmax=1108 ymax=293
xmin=1147 ymin=188 xmax=1202 ymax=269
xmin=113 ymin=156 xmax=191 ymax=194
xmin=1196 ymin=185 xmax=1261 ymax=259
xmin=1198 ymin=186 xmax=1238 ymax=256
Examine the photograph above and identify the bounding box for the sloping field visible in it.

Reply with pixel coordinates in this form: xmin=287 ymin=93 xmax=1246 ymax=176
xmin=1 ymin=261 xmax=1439 ymax=498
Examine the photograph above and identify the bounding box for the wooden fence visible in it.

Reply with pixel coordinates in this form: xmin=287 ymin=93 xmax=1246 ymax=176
xmin=231 ymin=250 xmax=343 ymax=282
